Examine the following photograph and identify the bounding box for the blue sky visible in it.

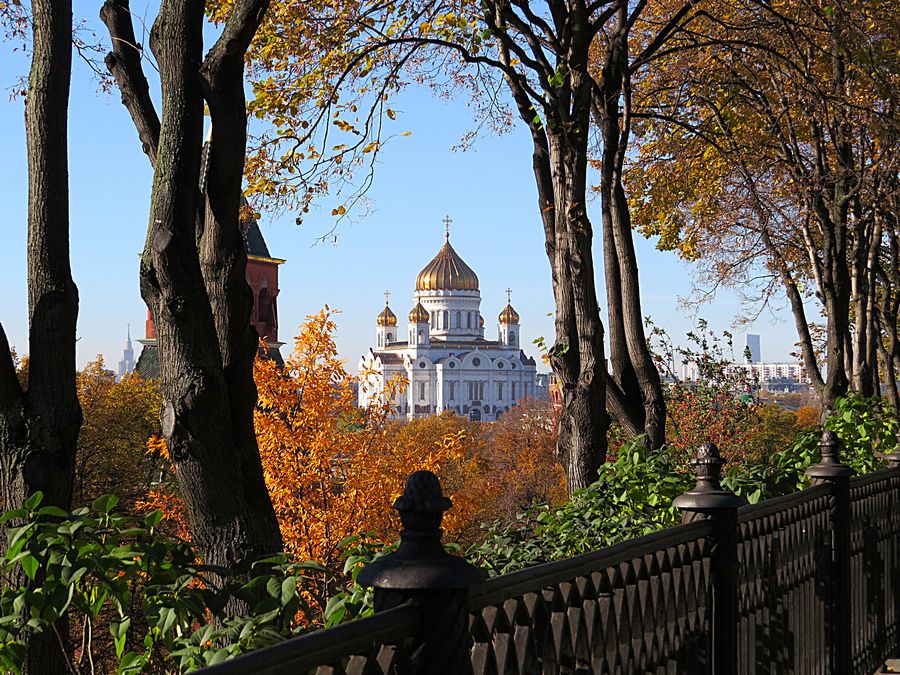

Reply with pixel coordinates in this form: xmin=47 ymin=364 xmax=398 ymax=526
xmin=0 ymin=9 xmax=803 ymax=373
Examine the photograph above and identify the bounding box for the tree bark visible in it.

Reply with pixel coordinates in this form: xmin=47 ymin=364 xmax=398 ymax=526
xmin=0 ymin=0 xmax=81 ymax=671
xmin=546 ymin=131 xmax=610 ymax=492
xmin=486 ymin=0 xmax=610 ymax=493
xmin=103 ymin=0 xmax=282 ymax=611
xmin=594 ymin=10 xmax=666 ymax=449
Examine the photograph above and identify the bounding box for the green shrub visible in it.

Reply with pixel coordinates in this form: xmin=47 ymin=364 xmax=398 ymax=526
xmin=468 ymin=438 xmax=692 ymax=574
xmin=0 ymin=493 xmax=327 ymax=673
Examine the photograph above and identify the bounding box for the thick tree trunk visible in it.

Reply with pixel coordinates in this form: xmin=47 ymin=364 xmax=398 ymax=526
xmin=489 ymin=1 xmax=610 ymax=494
xmin=197 ymin=6 xmax=278 ymax=577
xmin=0 ymin=0 xmax=81 ymax=671
xmin=546 ymin=133 xmax=609 ymax=492
xmin=139 ymin=0 xmax=281 ymax=612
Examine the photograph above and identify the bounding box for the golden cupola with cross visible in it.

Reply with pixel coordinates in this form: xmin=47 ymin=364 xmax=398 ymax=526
xmin=374 ymin=292 xmax=398 ymax=348
xmin=415 ymin=236 xmax=480 ymax=292
xmin=410 ymin=215 xmax=485 ymax=339
xmin=498 ymin=289 xmax=520 ymax=347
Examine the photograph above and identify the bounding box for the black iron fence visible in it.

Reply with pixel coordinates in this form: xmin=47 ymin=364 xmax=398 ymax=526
xmin=199 ymin=431 xmax=900 ymax=674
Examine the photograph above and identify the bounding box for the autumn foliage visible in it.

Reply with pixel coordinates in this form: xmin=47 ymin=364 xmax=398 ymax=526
xmin=74 ymin=358 xmax=161 ymax=509
xmin=254 ymin=308 xmax=490 ymax=568
xmin=142 ymin=309 xmax=564 ymax=574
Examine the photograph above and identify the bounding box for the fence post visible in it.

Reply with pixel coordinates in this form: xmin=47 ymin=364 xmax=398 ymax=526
xmin=358 ymin=470 xmax=486 ymax=675
xmin=673 ymin=442 xmax=742 ymax=675
xmin=886 ymin=428 xmax=900 ymax=469
xmin=805 ymin=429 xmax=853 ymax=674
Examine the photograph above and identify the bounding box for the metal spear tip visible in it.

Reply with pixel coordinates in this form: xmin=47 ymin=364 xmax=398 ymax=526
xmin=805 ymin=428 xmax=853 ymax=479
xmin=392 ymin=470 xmax=452 ymax=513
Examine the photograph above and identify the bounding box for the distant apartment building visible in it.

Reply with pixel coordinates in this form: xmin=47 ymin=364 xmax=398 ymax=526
xmin=680 ymin=333 xmax=811 ymax=392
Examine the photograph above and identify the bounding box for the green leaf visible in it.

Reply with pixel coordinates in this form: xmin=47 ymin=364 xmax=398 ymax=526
xmin=23 ymin=493 xmax=43 ymax=512
xmin=280 ymin=576 xmax=297 ymax=606
xmin=37 ymin=506 xmax=69 ymax=519
xmin=92 ymin=495 xmax=119 ymax=514
xmin=20 ymin=555 xmax=38 ymax=581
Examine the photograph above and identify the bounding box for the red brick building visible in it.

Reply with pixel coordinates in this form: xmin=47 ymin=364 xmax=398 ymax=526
xmin=135 ymin=214 xmax=285 ymax=378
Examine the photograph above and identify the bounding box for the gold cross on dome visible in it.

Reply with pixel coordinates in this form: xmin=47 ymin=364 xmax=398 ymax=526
xmin=384 ymin=290 xmax=391 ymax=305
xmin=506 ymin=287 xmax=513 ymax=304
xmin=442 ymin=215 xmax=452 ymax=240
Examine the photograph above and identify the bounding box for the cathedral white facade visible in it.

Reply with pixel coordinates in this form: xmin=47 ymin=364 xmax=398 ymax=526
xmin=358 ymin=228 xmax=538 ymax=421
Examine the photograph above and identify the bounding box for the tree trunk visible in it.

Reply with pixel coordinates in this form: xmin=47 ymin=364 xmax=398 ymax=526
xmin=546 ymin=133 xmax=609 ymax=492
xmin=0 ymin=0 xmax=81 ymax=671
xmin=595 ymin=19 xmax=665 ymax=448
xmin=137 ymin=0 xmax=281 ymax=612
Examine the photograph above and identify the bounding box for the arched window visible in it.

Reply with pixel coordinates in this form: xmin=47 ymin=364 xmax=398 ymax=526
xmin=418 ymin=330 xmax=424 ymax=344
xmin=443 ymin=310 xmax=449 ymax=329
xmin=509 ymin=331 xmax=516 ymax=345
xmin=386 ymin=332 xmax=393 ymax=343
xmin=430 ymin=312 xmax=436 ymax=329
xmin=466 ymin=312 xmax=472 ymax=329
xmin=378 ymin=334 xmax=382 ymax=347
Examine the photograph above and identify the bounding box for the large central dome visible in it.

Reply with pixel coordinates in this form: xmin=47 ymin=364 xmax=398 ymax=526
xmin=415 ymin=236 xmax=479 ymax=291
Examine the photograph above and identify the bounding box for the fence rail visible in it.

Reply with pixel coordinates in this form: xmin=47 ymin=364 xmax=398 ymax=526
xmin=849 ymin=468 xmax=900 ymax=673
xmin=200 ymin=432 xmax=900 ymax=675
xmin=468 ymin=520 xmax=714 ymax=674
xmin=202 ymin=604 xmax=421 ymax=675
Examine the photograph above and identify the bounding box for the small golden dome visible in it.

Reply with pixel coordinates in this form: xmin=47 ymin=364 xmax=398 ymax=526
xmin=409 ymin=302 xmax=429 ymax=323
xmin=415 ymin=236 xmax=479 ymax=292
xmin=499 ymin=303 xmax=520 ymax=325
xmin=479 ymin=315 xmax=485 ymax=328
xmin=377 ymin=303 xmax=397 ymax=326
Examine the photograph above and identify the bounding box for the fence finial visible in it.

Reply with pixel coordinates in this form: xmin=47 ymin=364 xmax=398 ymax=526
xmin=805 ymin=430 xmax=853 ymax=480
xmin=358 ymin=471 xmax=485 ymax=675
xmin=673 ymin=442 xmax=743 ymax=512
xmin=673 ymin=442 xmax=741 ymax=672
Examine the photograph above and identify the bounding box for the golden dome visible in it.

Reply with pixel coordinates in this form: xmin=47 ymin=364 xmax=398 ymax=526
xmin=377 ymin=303 xmax=397 ymax=326
xmin=409 ymin=302 xmax=429 ymax=323
xmin=415 ymin=236 xmax=479 ymax=292
xmin=499 ymin=303 xmax=520 ymax=325
xmin=479 ymin=315 xmax=484 ymax=328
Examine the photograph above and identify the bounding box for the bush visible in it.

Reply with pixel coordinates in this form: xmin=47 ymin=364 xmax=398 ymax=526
xmin=0 ymin=493 xmax=327 ymax=673
xmin=468 ymin=438 xmax=692 ymax=574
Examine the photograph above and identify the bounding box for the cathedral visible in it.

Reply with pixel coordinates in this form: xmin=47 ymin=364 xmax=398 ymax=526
xmin=358 ymin=222 xmax=537 ymax=421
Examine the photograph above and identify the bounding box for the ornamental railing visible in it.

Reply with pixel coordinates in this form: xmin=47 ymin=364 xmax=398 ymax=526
xmin=199 ymin=431 xmax=900 ymax=675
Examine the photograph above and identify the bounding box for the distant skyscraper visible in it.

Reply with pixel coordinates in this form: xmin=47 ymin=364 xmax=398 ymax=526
xmin=117 ymin=325 xmax=135 ymax=381
xmin=744 ymin=334 xmax=761 ymax=363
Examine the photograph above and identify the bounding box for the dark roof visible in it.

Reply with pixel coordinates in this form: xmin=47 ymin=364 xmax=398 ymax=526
xmin=242 ymin=204 xmax=272 ymax=258
xmin=377 ymin=352 xmax=404 ymax=364
xmin=262 ymin=344 xmax=284 ymax=366
xmin=135 ymin=344 xmax=160 ymax=380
